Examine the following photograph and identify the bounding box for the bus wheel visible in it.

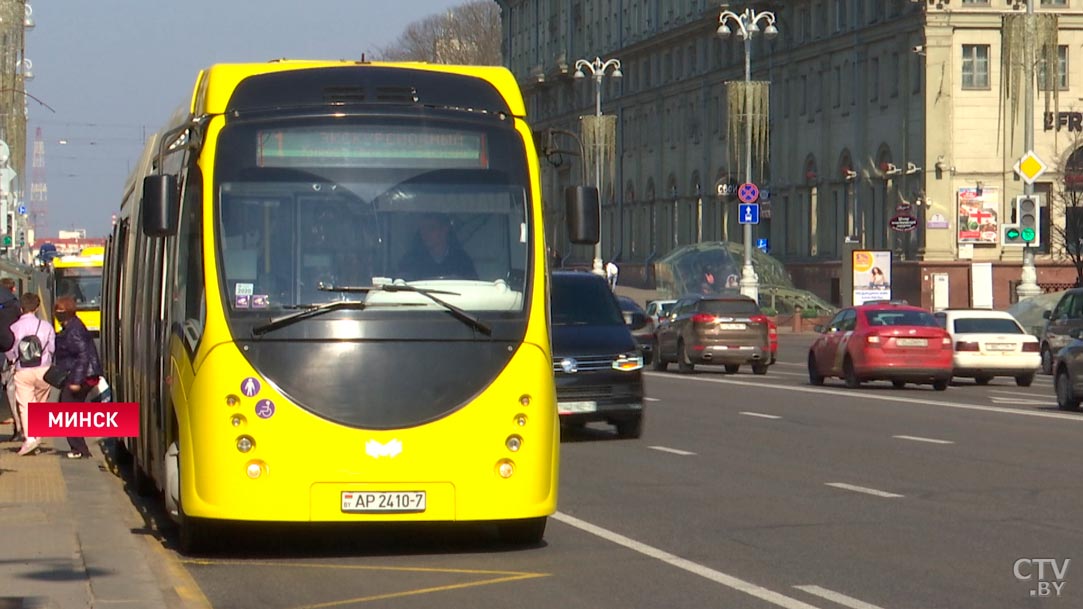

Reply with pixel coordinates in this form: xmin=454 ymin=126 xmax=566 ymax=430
xmin=496 ymin=517 xmax=547 ymax=545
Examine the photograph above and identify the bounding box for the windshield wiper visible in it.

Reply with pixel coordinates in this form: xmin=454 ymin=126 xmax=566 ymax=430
xmin=251 ymin=300 xmax=367 ymax=337
xmin=319 ymin=283 xmax=492 ymax=336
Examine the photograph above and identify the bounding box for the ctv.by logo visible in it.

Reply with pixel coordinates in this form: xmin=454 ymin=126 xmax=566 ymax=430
xmin=1014 ymin=558 xmax=1070 ymax=597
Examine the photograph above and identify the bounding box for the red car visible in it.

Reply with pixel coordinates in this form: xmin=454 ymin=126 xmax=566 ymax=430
xmin=807 ymin=302 xmax=953 ymax=390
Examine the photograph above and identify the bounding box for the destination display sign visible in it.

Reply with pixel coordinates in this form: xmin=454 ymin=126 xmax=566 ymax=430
xmin=257 ymin=127 xmax=488 ymax=169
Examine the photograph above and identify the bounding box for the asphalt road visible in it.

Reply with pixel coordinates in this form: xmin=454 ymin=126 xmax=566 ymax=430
xmin=159 ymin=333 xmax=1081 ymax=609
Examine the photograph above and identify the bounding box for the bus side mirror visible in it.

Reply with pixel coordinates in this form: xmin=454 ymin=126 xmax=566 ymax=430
xmin=565 ymin=186 xmax=599 ymax=245
xmin=142 ymin=175 xmax=179 ymax=237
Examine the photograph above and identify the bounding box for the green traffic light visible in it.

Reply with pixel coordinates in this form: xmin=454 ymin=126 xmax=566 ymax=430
xmin=1022 ymin=227 xmax=1036 ymax=242
xmin=1006 ymin=227 xmax=1020 ymax=240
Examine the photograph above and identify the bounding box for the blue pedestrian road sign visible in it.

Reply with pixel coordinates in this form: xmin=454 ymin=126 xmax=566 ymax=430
xmin=739 ymin=203 xmax=760 ymax=225
xmin=17 ymin=204 xmax=25 ymax=215
xmin=756 ymin=238 xmax=769 ymax=253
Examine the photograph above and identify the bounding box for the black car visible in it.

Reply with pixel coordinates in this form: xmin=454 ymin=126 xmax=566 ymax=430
xmin=616 ymin=295 xmax=653 ymax=364
xmin=550 ymin=271 xmax=645 ymax=438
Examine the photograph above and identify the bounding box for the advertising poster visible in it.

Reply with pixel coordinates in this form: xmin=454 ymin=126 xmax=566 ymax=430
xmin=957 ymin=187 xmax=1000 ymax=244
xmin=852 ymin=250 xmax=892 ymax=306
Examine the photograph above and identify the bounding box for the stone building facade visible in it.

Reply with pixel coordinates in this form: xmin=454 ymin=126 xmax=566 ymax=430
xmin=495 ymin=0 xmax=1083 ymax=308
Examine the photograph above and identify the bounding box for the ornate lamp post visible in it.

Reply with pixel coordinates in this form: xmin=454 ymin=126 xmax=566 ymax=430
xmin=574 ymin=56 xmax=622 ymax=276
xmin=718 ymin=8 xmax=778 ymax=302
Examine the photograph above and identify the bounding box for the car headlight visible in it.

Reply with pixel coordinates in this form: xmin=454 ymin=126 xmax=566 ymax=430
xmin=613 ymin=354 xmax=644 ymax=371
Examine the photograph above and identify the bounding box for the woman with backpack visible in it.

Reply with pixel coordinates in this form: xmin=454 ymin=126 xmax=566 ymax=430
xmin=52 ymin=296 xmax=103 ymax=459
xmin=7 ymin=292 xmax=55 ymax=456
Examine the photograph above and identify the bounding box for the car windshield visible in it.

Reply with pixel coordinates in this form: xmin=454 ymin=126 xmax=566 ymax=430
xmin=700 ymin=299 xmax=759 ymax=315
xmin=953 ymin=317 xmax=1023 ymax=334
xmin=551 ymin=277 xmax=624 ymax=326
xmin=865 ymin=309 xmax=939 ymax=327
xmin=214 ymin=116 xmax=530 ymax=317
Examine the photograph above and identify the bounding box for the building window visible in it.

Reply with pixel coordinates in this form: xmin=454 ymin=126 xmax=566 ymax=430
xmin=912 ymin=53 xmax=922 ymax=94
xmin=801 ymin=75 xmax=808 ymax=115
xmin=962 ymin=0 xmax=990 ymax=4
xmin=870 ymin=57 xmax=880 ymax=101
xmin=1039 ymin=45 xmax=1069 ymax=91
xmin=834 ymin=66 xmax=841 ymax=107
xmin=891 ymin=53 xmax=900 ymax=98
xmin=1040 ymin=0 xmax=1068 ymax=5
xmin=835 ymin=0 xmax=847 ymax=32
xmin=962 ymin=44 xmax=990 ymax=89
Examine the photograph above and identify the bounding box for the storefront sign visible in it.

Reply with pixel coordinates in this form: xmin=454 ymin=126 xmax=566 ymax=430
xmin=927 ymin=213 xmax=950 ymax=229
xmin=889 ymin=215 xmax=918 ymax=232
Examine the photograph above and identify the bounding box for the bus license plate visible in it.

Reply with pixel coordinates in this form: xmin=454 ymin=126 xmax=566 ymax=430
xmin=341 ymin=491 xmax=426 ymax=513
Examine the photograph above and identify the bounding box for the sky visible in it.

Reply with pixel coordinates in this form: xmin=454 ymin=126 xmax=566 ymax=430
xmin=24 ymin=0 xmax=471 ymax=239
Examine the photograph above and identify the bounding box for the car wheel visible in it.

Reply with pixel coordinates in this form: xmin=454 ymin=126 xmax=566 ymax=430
xmin=807 ymin=353 xmax=824 ymax=386
xmin=724 ymin=364 xmax=739 ymax=374
xmin=892 ymin=380 xmax=906 ymax=389
xmin=932 ymin=379 xmax=949 ymax=391
xmin=974 ymin=376 xmax=993 ymax=386
xmin=1055 ymin=369 xmax=1081 ymax=411
xmin=651 ymin=339 xmax=668 ymax=371
xmin=751 ymin=362 xmax=768 ymax=375
xmin=1015 ymin=373 xmax=1035 ymax=387
xmin=843 ymin=357 xmax=861 ymax=389
xmin=1041 ymin=345 xmax=1054 ymax=375
xmin=677 ymin=341 xmax=694 ymax=374
xmin=614 ymin=415 xmax=643 ymax=439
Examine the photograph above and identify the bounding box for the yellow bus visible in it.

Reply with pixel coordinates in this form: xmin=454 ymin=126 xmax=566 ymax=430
xmin=51 ymin=246 xmax=104 ymax=334
xmin=101 ymin=60 xmax=597 ymax=552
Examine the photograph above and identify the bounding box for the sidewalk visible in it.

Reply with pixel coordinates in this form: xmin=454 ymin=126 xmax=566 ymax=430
xmin=0 ymin=424 xmax=210 ymax=609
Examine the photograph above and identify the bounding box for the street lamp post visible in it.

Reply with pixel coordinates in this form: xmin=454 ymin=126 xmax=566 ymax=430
xmin=718 ymin=8 xmax=778 ymax=302
xmin=574 ymin=56 xmax=622 ymax=276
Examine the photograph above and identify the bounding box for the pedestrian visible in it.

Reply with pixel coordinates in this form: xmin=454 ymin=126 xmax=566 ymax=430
xmin=0 ymin=278 xmax=21 ymax=441
xmin=605 ymin=260 xmax=619 ymax=289
xmin=7 ymin=292 xmax=55 ymax=456
xmin=52 ymin=296 xmax=103 ymax=459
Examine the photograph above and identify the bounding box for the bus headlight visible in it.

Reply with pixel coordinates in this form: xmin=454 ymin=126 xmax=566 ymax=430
xmin=246 ymin=461 xmax=266 ymax=479
xmin=236 ymin=435 xmax=255 ymax=453
xmin=497 ymin=459 xmax=515 ymax=478
xmin=506 ymin=435 xmax=522 ymax=452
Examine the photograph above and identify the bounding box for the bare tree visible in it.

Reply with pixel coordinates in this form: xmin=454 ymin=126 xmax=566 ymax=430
xmin=376 ymin=1 xmax=502 ymax=66
xmin=1048 ymin=143 xmax=1083 ymax=286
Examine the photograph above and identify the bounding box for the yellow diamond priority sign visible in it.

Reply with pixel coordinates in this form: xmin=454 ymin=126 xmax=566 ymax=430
xmin=1014 ymin=151 xmax=1048 ymax=184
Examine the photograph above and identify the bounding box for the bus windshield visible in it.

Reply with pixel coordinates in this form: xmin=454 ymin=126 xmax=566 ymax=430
xmin=215 ymin=116 xmax=531 ymax=319
xmin=54 ymin=267 xmax=103 ymax=310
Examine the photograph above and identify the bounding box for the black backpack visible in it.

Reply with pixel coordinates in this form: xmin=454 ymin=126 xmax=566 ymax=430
xmin=17 ymin=320 xmax=43 ymax=368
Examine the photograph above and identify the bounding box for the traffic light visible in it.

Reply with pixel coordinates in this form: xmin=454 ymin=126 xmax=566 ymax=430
xmin=1018 ymin=195 xmax=1039 ymax=244
xmin=1003 ymin=195 xmax=1041 ymax=247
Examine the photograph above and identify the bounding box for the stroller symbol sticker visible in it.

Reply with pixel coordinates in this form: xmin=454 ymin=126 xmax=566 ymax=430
xmin=255 ymin=399 xmax=275 ymax=419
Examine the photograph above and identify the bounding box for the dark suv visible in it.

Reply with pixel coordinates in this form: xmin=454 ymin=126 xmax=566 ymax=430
xmin=653 ymin=294 xmax=773 ymax=374
xmin=550 ymin=271 xmax=644 ymax=438
xmin=1040 ymin=288 xmax=1083 ymax=374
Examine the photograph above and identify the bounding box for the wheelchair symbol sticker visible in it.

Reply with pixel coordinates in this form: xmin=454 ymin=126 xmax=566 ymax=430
xmin=255 ymin=399 xmax=275 ymax=419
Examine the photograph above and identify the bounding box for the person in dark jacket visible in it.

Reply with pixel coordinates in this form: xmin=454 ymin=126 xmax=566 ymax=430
xmin=398 ymin=213 xmax=477 ymax=281
xmin=0 ymin=278 xmax=21 ymax=441
xmin=52 ymin=296 xmax=103 ymax=459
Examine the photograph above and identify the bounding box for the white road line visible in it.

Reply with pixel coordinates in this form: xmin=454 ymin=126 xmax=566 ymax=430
xmin=892 ymin=435 xmax=954 ymax=445
xmin=648 ymin=445 xmax=696 ymax=456
xmin=643 ymin=371 xmax=1083 ymax=422
xmin=740 ymin=412 xmax=782 ymax=420
xmin=989 ymin=389 xmax=1046 ymax=397
xmin=989 ymin=397 xmax=1054 ymax=406
xmin=794 ymin=585 xmax=889 ymax=609
xmin=552 ymin=511 xmax=826 ymax=609
xmin=824 ymin=483 xmax=904 ymax=498
xmin=644 ymin=397 xmax=661 ymax=402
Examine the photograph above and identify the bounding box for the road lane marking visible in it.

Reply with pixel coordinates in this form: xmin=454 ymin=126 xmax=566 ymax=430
xmin=989 ymin=397 xmax=1054 ymax=406
xmin=989 ymin=389 xmax=1046 ymax=397
xmin=794 ymin=585 xmax=888 ymax=609
xmin=824 ymin=483 xmax=904 ymax=498
xmin=740 ymin=412 xmax=782 ymax=420
xmin=644 ymin=372 xmax=1083 ymax=421
xmin=552 ymin=511 xmax=826 ymax=609
xmin=644 ymin=397 xmax=661 ymax=402
xmin=649 ymin=445 xmax=696 ymax=455
xmin=892 ymin=435 xmax=954 ymax=445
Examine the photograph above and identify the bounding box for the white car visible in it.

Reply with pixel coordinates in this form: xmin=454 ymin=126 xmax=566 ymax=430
xmin=933 ymin=309 xmax=1041 ymax=386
